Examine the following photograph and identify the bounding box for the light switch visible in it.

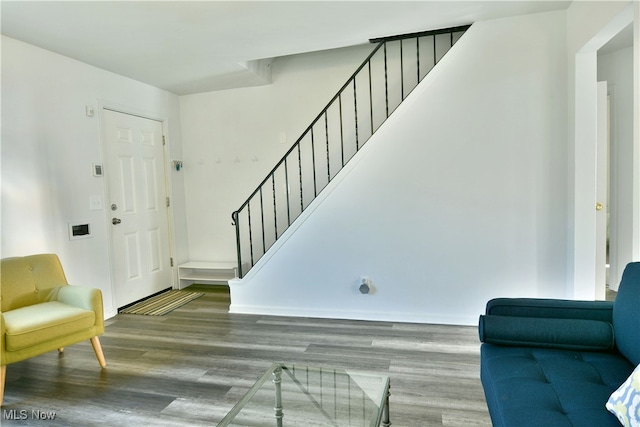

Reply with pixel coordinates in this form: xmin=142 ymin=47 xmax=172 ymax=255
xmin=90 ymin=195 xmax=103 ymax=210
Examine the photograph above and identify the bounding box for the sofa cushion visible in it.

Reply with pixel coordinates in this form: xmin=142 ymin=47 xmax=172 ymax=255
xmin=479 ymin=315 xmax=615 ymax=351
xmin=3 ymin=301 xmax=95 ymax=351
xmin=613 ymin=262 xmax=640 ymax=365
xmin=481 ymin=344 xmax=634 ymax=427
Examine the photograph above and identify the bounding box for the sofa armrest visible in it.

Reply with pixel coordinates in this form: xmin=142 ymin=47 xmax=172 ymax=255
xmin=53 ymin=286 xmax=104 ymax=332
xmin=479 ymin=314 xmax=615 ymax=351
xmin=486 ymin=298 xmax=614 ymax=323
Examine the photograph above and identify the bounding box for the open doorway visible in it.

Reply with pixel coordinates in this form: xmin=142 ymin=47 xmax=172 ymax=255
xmin=597 ymin=23 xmax=634 ymax=299
xmin=572 ymin=4 xmax=636 ymax=301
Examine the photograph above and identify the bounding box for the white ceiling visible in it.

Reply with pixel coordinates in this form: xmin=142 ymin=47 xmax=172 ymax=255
xmin=1 ymin=1 xmax=581 ymax=95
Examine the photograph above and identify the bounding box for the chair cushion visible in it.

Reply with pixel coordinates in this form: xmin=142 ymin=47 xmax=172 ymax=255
xmin=3 ymin=301 xmax=95 ymax=351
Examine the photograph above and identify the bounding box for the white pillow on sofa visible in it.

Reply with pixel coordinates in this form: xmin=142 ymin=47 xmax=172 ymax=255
xmin=607 ymin=363 xmax=640 ymax=427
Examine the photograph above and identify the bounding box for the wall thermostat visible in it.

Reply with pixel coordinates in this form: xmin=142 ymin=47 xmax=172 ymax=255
xmin=93 ymin=163 xmax=103 ymax=177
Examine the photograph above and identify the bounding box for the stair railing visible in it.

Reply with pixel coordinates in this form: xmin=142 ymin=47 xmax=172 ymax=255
xmin=232 ymin=25 xmax=471 ymax=278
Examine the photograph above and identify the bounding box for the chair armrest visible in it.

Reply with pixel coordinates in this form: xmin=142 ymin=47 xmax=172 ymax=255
xmin=53 ymin=286 xmax=104 ymax=331
xmin=55 ymin=285 xmax=101 ymax=310
xmin=486 ymin=298 xmax=614 ymax=323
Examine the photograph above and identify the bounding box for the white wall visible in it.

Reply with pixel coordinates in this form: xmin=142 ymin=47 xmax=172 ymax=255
xmin=598 ymin=46 xmax=635 ymax=290
xmin=227 ymin=11 xmax=568 ymax=325
xmin=1 ymin=36 xmax=189 ymax=318
xmin=180 ymin=44 xmax=374 ymax=262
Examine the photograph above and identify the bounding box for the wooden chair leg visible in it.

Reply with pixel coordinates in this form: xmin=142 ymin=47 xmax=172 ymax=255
xmin=90 ymin=336 xmax=107 ymax=368
xmin=1 ymin=365 xmax=6 ymax=406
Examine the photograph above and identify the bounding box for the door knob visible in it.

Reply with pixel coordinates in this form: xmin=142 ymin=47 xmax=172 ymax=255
xmin=595 ymin=202 xmax=604 ymax=211
xmin=112 ymin=218 xmax=122 ymax=225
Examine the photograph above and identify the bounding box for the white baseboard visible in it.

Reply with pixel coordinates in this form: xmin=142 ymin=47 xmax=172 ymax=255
xmin=228 ymin=303 xmax=477 ymax=326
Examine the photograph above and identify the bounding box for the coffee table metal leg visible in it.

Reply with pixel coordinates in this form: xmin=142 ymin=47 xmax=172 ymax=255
xmin=273 ymin=366 xmax=284 ymax=427
xmin=382 ymin=382 xmax=391 ymax=427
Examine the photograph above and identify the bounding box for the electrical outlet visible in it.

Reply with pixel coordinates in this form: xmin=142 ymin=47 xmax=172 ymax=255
xmin=359 ymin=276 xmax=371 ymax=294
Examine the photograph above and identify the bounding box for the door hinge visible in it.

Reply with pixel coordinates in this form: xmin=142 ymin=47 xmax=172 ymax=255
xmin=162 ymin=135 xmax=166 ymax=146
xmin=170 ymin=257 xmax=174 ymax=267
xmin=166 ymin=197 xmax=170 ymax=207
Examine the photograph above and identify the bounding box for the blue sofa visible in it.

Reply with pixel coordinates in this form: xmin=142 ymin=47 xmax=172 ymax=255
xmin=479 ymin=262 xmax=640 ymax=427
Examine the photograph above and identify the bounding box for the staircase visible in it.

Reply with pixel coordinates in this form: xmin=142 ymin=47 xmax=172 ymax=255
xmin=232 ymin=25 xmax=471 ymax=278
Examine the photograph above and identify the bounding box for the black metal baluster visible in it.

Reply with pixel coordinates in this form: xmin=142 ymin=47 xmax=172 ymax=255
xmin=232 ymin=211 xmax=242 ymax=278
xmin=272 ymin=175 xmax=277 ymax=240
xmin=433 ymin=34 xmax=437 ymax=66
xmin=247 ymin=204 xmax=254 ymax=267
xmin=400 ymin=39 xmax=405 ymax=100
xmin=384 ymin=42 xmax=389 ymax=118
xmin=368 ymin=59 xmax=374 ymax=135
xmin=416 ymin=36 xmax=421 ymax=83
xmin=297 ymin=143 xmax=303 ymax=212
xmin=339 ymin=94 xmax=345 ymax=167
xmin=325 ymin=110 xmax=330 ymax=182
xmin=284 ymin=158 xmax=291 ymax=226
xmin=259 ymin=186 xmax=265 ymax=255
xmin=311 ymin=127 xmax=317 ymax=197
xmin=353 ymin=79 xmax=359 ymax=151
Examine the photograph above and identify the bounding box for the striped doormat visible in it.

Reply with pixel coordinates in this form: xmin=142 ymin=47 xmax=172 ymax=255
xmin=119 ymin=290 xmax=204 ymax=316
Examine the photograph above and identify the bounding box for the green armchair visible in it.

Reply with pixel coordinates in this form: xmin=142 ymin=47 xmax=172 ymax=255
xmin=1 ymin=254 xmax=106 ymax=404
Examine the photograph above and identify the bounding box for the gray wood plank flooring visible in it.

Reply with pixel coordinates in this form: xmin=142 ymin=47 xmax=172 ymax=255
xmin=2 ymin=285 xmax=491 ymax=426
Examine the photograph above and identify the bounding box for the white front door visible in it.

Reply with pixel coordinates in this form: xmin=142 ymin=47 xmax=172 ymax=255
xmin=103 ymin=109 xmax=172 ymax=308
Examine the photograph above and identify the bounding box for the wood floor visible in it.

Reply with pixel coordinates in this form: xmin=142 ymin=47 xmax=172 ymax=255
xmin=2 ymin=285 xmax=491 ymax=426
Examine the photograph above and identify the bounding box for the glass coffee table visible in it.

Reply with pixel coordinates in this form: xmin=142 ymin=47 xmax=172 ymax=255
xmin=218 ymin=363 xmax=391 ymax=427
